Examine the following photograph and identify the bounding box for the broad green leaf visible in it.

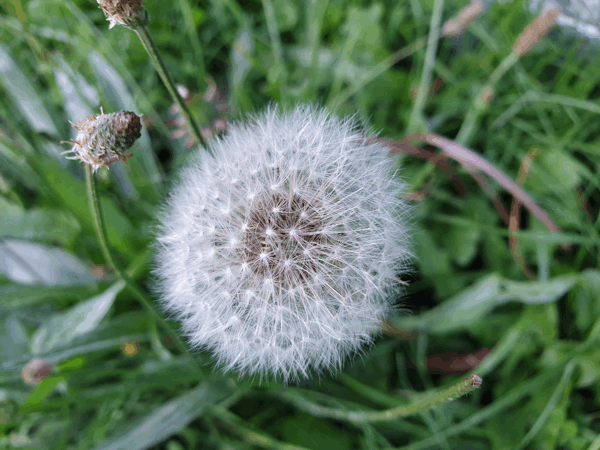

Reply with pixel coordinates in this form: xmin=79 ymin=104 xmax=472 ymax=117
xmin=541 ymin=342 xmax=600 ymax=388
xmin=413 ymin=229 xmax=456 ymax=298
xmin=22 ymin=375 xmax=65 ymax=408
xmin=0 ymin=196 xmax=80 ymax=246
xmin=446 ymin=223 xmax=480 ymax=267
xmin=0 ymin=44 xmax=59 ymax=136
xmin=31 ymin=281 xmax=124 ymax=354
xmin=525 ymin=149 xmax=583 ymax=194
xmin=395 ymin=274 xmax=501 ymax=333
xmin=281 ymin=413 xmax=353 ymax=450
xmin=497 ymin=276 xmax=578 ymax=304
xmin=0 ymin=316 xmax=29 ymax=362
xmin=0 ymin=333 xmax=149 ymax=377
xmin=0 ymin=140 xmax=42 ymax=191
xmin=0 ymin=282 xmax=99 ymax=310
xmin=39 ymin=159 xmax=136 ymax=256
xmin=43 ymin=333 xmax=149 ymax=367
xmin=570 ymin=269 xmax=600 ymax=334
xmin=54 ymin=66 xmax=94 ymax=126
xmin=55 ymin=55 xmax=99 ymax=108
xmin=394 ymin=274 xmax=578 ymax=333
xmin=0 ymin=239 xmax=94 ymax=286
xmin=92 ymin=383 xmax=231 ymax=450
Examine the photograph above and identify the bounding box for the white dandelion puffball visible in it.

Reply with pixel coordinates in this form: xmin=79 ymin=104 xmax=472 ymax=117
xmin=154 ymin=105 xmax=412 ymax=383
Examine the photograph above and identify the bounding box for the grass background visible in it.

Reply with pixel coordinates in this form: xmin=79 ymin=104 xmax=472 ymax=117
xmin=1 ymin=0 xmax=600 ymax=449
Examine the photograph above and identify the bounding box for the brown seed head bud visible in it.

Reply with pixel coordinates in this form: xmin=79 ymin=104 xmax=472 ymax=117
xmin=481 ymin=86 xmax=495 ymax=104
xmin=97 ymin=0 xmax=149 ymax=30
xmin=62 ymin=109 xmax=142 ymax=172
xmin=22 ymin=358 xmax=52 ymax=385
xmin=513 ymin=8 xmax=560 ymax=56
xmin=442 ymin=0 xmax=485 ymax=37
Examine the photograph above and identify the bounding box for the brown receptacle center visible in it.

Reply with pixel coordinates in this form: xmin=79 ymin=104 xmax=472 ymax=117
xmin=240 ymin=192 xmax=330 ymax=284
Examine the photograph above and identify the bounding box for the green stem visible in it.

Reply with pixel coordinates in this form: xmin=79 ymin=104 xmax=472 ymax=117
xmin=210 ymin=406 xmax=310 ymax=450
xmin=279 ymin=374 xmax=482 ymax=423
xmin=85 ymin=166 xmax=205 ymax=379
xmin=133 ymin=25 xmax=210 ymax=152
xmin=455 ymin=52 xmax=519 ymax=145
xmin=261 ymin=0 xmax=286 ymax=101
xmin=327 ymin=36 xmax=426 ymax=110
xmin=406 ymin=0 xmax=444 ymax=134
xmin=412 ymin=51 xmax=519 ymax=192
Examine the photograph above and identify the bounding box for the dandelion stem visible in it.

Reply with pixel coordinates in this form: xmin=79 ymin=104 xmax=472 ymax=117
xmin=278 ymin=374 xmax=482 ymax=423
xmin=133 ymin=25 xmax=210 ymax=151
xmin=406 ymin=0 xmax=445 ymax=134
xmin=84 ymin=165 xmax=205 ymax=378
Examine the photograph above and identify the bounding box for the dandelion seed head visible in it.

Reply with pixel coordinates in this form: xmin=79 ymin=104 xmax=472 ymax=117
xmin=153 ymin=105 xmax=412 ymax=383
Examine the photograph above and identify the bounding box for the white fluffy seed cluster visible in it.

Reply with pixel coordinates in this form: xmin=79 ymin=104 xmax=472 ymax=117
xmin=154 ymin=105 xmax=412 ymax=383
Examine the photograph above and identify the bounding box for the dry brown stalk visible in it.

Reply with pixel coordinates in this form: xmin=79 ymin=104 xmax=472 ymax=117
xmin=427 ymin=348 xmax=491 ymax=374
xmin=368 ymin=139 xmax=469 ymax=196
xmin=399 ymin=133 xmax=567 ymax=250
xmin=512 ymin=8 xmax=561 ymax=56
xmin=509 ymin=148 xmax=538 ymax=280
xmin=442 ymin=0 xmax=486 ymax=37
xmin=468 ymin=170 xmax=510 ymax=225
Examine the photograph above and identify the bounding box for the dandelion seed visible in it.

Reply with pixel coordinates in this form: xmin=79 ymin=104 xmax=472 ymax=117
xmin=153 ymin=105 xmax=413 ymax=383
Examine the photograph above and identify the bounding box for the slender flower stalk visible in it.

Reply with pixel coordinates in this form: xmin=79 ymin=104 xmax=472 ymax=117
xmin=84 ymin=164 xmax=204 ymax=377
xmin=455 ymin=8 xmax=560 ymax=145
xmin=277 ymin=374 xmax=482 ymax=423
xmin=96 ymin=0 xmax=208 ymax=150
xmin=132 ymin=25 xmax=209 ymax=150
xmin=63 ymin=109 xmax=204 ymax=377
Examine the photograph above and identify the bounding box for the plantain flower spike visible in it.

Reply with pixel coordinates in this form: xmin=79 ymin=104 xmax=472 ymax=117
xmin=62 ymin=109 xmax=142 ymax=173
xmin=96 ymin=0 xmax=149 ymax=30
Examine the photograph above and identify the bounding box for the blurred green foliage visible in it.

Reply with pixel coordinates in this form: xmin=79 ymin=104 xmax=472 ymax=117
xmin=0 ymin=0 xmax=599 ymax=449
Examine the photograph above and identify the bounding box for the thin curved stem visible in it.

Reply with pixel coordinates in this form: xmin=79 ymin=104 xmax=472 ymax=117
xmin=406 ymin=0 xmax=444 ymax=134
xmin=279 ymin=374 xmax=482 ymax=423
xmin=455 ymin=52 xmax=519 ymax=145
xmin=85 ymin=166 xmax=205 ymax=379
xmin=211 ymin=406 xmax=310 ymax=450
xmin=134 ymin=25 xmax=210 ymax=152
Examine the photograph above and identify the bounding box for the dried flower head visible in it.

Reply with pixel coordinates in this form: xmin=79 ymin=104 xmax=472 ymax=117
xmin=513 ymin=8 xmax=561 ymax=56
xmin=442 ymin=0 xmax=485 ymax=37
xmin=96 ymin=0 xmax=149 ymax=29
xmin=62 ymin=109 xmax=142 ymax=172
xmin=154 ymin=105 xmax=412 ymax=383
xmin=22 ymin=358 xmax=52 ymax=385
